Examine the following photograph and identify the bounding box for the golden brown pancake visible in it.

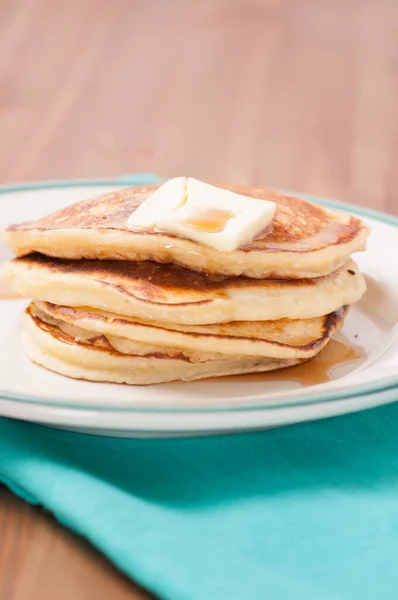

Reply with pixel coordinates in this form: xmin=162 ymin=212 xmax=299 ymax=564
xmin=2 ymin=255 xmax=366 ymax=324
xmin=33 ymin=301 xmax=348 ymax=361
xmin=23 ymin=308 xmax=304 ymax=385
xmin=3 ymin=184 xmax=369 ymax=278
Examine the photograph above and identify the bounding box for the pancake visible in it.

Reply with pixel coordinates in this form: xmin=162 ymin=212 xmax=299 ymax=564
xmin=33 ymin=302 xmax=348 ymax=361
xmin=22 ymin=308 xmax=303 ymax=385
xmin=3 ymin=255 xmax=366 ymax=324
xmin=3 ymin=184 xmax=369 ymax=279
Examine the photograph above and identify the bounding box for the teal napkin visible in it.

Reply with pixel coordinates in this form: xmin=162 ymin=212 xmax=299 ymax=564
xmin=1 ymin=402 xmax=398 ymax=600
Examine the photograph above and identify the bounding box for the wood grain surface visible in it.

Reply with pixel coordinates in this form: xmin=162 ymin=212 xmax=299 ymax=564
xmin=0 ymin=487 xmax=154 ymax=600
xmin=0 ymin=0 xmax=398 ymax=599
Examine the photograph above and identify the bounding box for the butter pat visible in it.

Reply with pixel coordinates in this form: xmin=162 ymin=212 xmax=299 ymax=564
xmin=127 ymin=177 xmax=276 ymax=252
xmin=159 ymin=178 xmax=276 ymax=251
xmin=127 ymin=177 xmax=186 ymax=230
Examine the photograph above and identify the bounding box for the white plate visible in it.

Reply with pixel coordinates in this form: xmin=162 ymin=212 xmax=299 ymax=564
xmin=0 ymin=178 xmax=397 ymax=437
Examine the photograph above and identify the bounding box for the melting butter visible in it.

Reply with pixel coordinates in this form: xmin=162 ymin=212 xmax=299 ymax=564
xmin=127 ymin=177 xmax=276 ymax=252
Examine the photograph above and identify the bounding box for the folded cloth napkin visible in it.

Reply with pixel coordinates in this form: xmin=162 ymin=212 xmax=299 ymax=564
xmin=1 ymin=401 xmax=398 ymax=600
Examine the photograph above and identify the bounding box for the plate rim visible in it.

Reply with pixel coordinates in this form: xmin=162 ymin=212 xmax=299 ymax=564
xmin=1 ymin=175 xmax=397 ymax=415
xmin=0 ymin=380 xmax=397 ymax=435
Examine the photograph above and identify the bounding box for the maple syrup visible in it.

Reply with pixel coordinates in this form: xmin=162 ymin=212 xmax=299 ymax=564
xmin=217 ymin=338 xmax=365 ymax=386
xmin=182 ymin=209 xmax=234 ymax=233
xmin=266 ymin=219 xmax=355 ymax=252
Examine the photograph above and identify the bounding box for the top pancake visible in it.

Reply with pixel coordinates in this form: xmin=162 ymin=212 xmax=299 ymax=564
xmin=3 ymin=184 xmax=369 ymax=279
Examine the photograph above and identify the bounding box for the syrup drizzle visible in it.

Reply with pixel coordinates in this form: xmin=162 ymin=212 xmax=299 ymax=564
xmin=182 ymin=209 xmax=234 ymax=233
xmin=217 ymin=338 xmax=365 ymax=386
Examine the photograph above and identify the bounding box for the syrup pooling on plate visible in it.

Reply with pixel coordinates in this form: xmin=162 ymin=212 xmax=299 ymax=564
xmin=213 ymin=338 xmax=365 ymax=386
xmin=181 ymin=209 xmax=234 ymax=233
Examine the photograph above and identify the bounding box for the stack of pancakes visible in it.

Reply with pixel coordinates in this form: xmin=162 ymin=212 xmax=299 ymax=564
xmin=2 ymin=184 xmax=369 ymax=385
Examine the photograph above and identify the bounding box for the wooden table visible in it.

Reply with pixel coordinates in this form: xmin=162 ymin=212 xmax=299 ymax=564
xmin=0 ymin=0 xmax=398 ymax=598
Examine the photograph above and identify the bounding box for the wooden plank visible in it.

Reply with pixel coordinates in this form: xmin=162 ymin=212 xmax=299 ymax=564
xmin=0 ymin=486 xmax=154 ymax=600
xmin=0 ymin=0 xmax=396 ymax=212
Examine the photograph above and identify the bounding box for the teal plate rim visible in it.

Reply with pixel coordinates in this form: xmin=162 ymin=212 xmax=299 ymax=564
xmin=0 ymin=175 xmax=397 ymax=413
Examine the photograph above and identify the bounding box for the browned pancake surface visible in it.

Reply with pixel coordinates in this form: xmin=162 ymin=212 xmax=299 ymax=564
xmin=28 ymin=306 xmax=194 ymax=362
xmin=36 ymin=301 xmax=348 ymax=355
xmin=13 ymin=252 xmax=341 ymax=304
xmin=6 ymin=184 xmax=364 ymax=253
